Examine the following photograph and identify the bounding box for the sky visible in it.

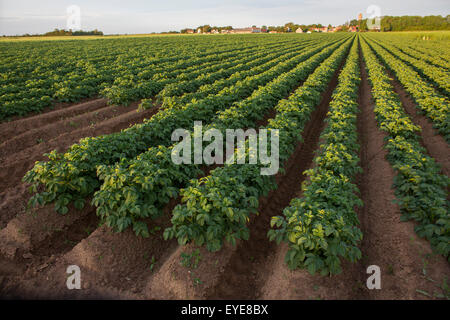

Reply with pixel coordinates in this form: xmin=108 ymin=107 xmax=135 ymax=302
xmin=0 ymin=0 xmax=449 ymax=35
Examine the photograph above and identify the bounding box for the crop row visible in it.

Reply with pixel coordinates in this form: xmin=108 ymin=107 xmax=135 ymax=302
xmin=143 ymin=39 xmax=318 ymax=110
xmin=163 ymin=36 xmax=354 ymax=253
xmin=370 ymin=37 xmax=450 ymax=96
xmin=91 ymin=37 xmax=350 ymax=236
xmin=268 ymin=38 xmax=362 ymax=275
xmin=361 ymin=37 xmax=449 ymax=259
xmin=24 ymin=36 xmax=350 ymax=214
xmin=0 ymin=36 xmax=294 ymax=120
xmin=100 ymin=40 xmax=302 ymax=106
xmin=363 ymin=36 xmax=450 ymax=143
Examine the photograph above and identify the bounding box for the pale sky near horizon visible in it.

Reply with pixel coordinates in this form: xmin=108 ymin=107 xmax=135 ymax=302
xmin=0 ymin=0 xmax=448 ymax=35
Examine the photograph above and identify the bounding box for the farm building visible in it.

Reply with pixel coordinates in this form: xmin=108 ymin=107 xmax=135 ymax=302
xmin=231 ymin=27 xmax=263 ymax=34
xmin=331 ymin=26 xmax=342 ymax=32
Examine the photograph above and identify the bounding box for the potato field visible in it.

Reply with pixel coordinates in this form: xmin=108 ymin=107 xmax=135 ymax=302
xmin=0 ymin=32 xmax=448 ymax=299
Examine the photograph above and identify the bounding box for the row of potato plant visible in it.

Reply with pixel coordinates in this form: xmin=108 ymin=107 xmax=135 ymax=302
xmin=361 ymin=38 xmax=449 ymax=259
xmin=370 ymin=37 xmax=449 ymax=96
xmin=92 ymin=38 xmax=348 ymax=236
xmin=363 ymin=35 xmax=450 ymax=143
xmin=163 ymin=37 xmax=353 ymax=253
xmin=24 ymin=37 xmax=348 ymax=214
xmin=1 ymin=37 xmax=275 ymax=120
xmin=268 ymin=38 xmax=363 ymax=275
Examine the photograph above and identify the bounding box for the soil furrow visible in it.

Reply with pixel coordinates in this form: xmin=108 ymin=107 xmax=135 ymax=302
xmin=0 ymin=104 xmax=158 ymax=193
xmin=0 ymin=98 xmax=107 ymax=143
xmin=206 ymin=57 xmax=346 ymax=300
xmin=0 ymin=101 xmax=136 ymax=159
xmin=352 ymin=50 xmax=450 ymax=300
xmin=386 ymin=70 xmax=450 ymax=177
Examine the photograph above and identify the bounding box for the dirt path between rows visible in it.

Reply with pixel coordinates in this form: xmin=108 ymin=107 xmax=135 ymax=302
xmin=0 ymin=104 xmax=157 ymax=194
xmin=353 ymin=51 xmax=449 ymax=300
xmin=259 ymin=45 xmax=450 ymax=300
xmin=386 ymin=70 xmax=450 ymax=177
xmin=0 ymin=98 xmax=106 ymax=143
xmin=205 ymin=54 xmax=347 ymax=300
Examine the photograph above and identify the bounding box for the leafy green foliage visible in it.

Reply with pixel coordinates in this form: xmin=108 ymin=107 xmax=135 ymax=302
xmin=364 ymin=35 xmax=450 ymax=142
xmin=361 ymin=37 xmax=449 ymax=259
xmin=24 ymin=36 xmax=348 ymax=217
xmin=269 ymin=39 xmax=363 ymax=275
xmin=165 ymin=36 xmax=354 ymax=254
xmin=93 ymin=37 xmax=349 ymax=235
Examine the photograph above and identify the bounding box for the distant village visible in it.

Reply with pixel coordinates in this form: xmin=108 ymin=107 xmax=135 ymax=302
xmin=176 ymin=14 xmax=384 ymax=35
xmin=181 ymin=25 xmax=359 ymax=34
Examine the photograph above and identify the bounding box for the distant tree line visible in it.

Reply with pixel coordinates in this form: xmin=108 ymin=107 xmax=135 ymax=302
xmin=6 ymin=29 xmax=104 ymax=37
xmin=349 ymin=15 xmax=450 ymax=31
xmin=178 ymin=15 xmax=449 ymax=34
xmin=267 ymin=22 xmax=331 ymax=32
xmin=180 ymin=25 xmax=234 ymax=33
xmin=44 ymin=29 xmax=104 ymax=36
